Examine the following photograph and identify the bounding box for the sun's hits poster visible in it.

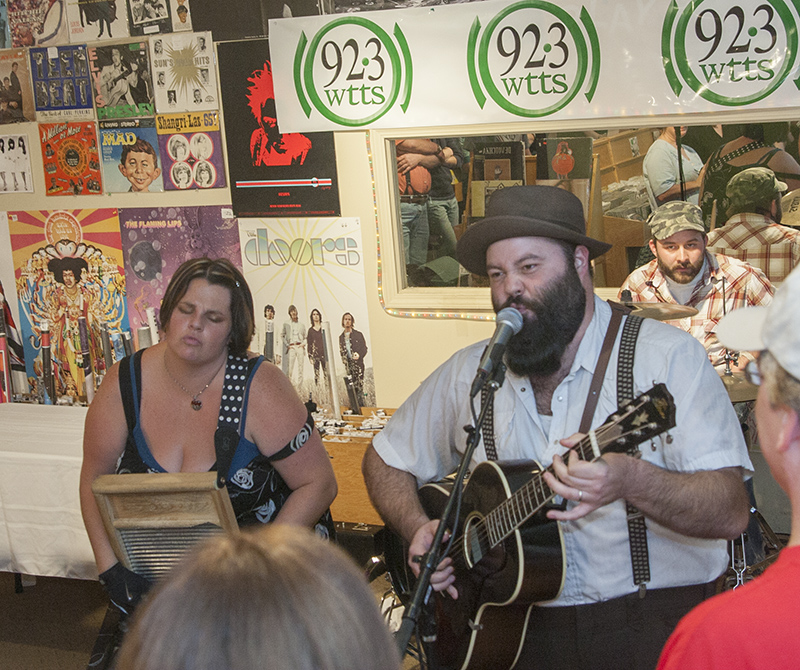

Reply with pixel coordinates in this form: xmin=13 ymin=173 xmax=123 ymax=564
xmin=29 ymin=45 xmax=94 ymax=120
xmin=99 ymin=117 xmax=164 ymax=193
xmin=88 ymin=40 xmax=153 ymax=120
xmin=156 ymin=111 xmax=224 ymax=190
xmin=39 ymin=121 xmax=102 ymax=195
xmin=150 ymin=31 xmax=217 ymax=113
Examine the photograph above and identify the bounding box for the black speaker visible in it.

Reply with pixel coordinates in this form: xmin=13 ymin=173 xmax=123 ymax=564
xmin=335 ymin=521 xmax=385 ymax=568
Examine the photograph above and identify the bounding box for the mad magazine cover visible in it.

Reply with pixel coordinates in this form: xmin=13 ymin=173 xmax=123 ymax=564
xmin=0 ymin=47 xmax=34 ymax=122
xmin=8 ymin=0 xmax=69 ymax=46
xmin=156 ymin=111 xmax=225 ymax=190
xmin=238 ymin=217 xmax=374 ymax=408
xmin=99 ymin=117 xmax=164 ymax=192
xmin=7 ymin=208 xmax=129 ymax=399
xmin=118 ymin=205 xmax=240 ymax=347
xmin=150 ymin=31 xmax=217 ymax=113
xmin=217 ymin=39 xmax=340 ymax=218
xmin=67 ymin=0 xmax=130 ymax=43
xmin=29 ymin=45 xmax=94 ymax=121
xmin=0 ymin=133 xmax=33 ymax=191
xmin=39 ymin=121 xmax=102 ymax=195
xmin=125 ymin=0 xmax=172 ymax=36
xmin=88 ymin=40 xmax=153 ymax=120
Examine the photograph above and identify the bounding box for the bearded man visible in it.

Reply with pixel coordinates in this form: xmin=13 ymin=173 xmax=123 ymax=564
xmin=363 ymin=186 xmax=753 ymax=670
xmin=620 ymin=200 xmax=773 ymax=372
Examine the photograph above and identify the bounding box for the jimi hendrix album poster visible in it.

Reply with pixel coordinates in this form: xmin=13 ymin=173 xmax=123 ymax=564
xmin=66 ymin=0 xmax=130 ymax=43
xmin=217 ymin=39 xmax=340 ymax=218
xmin=8 ymin=0 xmax=69 ymax=46
xmin=39 ymin=121 xmax=102 ymax=195
xmin=6 ymin=208 xmax=130 ymax=397
xmin=88 ymin=40 xmax=154 ymax=120
xmin=0 ymin=133 xmax=33 ymax=191
xmin=99 ymin=117 xmax=164 ymax=193
xmin=150 ymin=31 xmax=217 ymax=113
xmin=29 ymin=45 xmax=94 ymax=121
xmin=156 ymin=111 xmax=225 ymax=190
xmin=125 ymin=0 xmax=171 ymax=36
xmin=0 ymin=47 xmax=35 ymax=122
xmin=118 ymin=205 xmax=240 ymax=344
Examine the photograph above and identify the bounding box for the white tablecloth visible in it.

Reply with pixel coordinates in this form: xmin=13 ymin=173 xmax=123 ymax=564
xmin=0 ymin=404 xmax=97 ymax=580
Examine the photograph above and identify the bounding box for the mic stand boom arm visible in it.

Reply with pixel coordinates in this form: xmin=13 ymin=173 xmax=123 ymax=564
xmin=395 ymin=364 xmax=507 ymax=659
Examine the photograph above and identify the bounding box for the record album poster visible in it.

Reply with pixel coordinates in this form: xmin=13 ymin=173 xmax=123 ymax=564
xmin=189 ymin=0 xmax=319 ymax=42
xmin=169 ymin=0 xmax=190 ymax=31
xmin=0 ymin=133 xmax=33 ymax=191
xmin=39 ymin=121 xmax=102 ymax=195
xmin=0 ymin=47 xmax=34 ymax=122
xmin=8 ymin=0 xmax=69 ymax=46
xmin=118 ymin=205 xmax=240 ymax=343
xmin=99 ymin=117 xmax=163 ymax=192
xmin=238 ymin=217 xmax=374 ymax=407
xmin=156 ymin=111 xmax=225 ymax=190
xmin=125 ymin=0 xmax=171 ymax=36
xmin=67 ymin=0 xmax=130 ymax=43
xmin=0 ymin=1 xmax=10 ymax=48
xmin=150 ymin=31 xmax=216 ymax=113
xmin=217 ymin=39 xmax=340 ymax=218
xmin=29 ymin=45 xmax=94 ymax=121
xmin=7 ymin=208 xmax=129 ymax=397
xmin=88 ymin=40 xmax=153 ymax=120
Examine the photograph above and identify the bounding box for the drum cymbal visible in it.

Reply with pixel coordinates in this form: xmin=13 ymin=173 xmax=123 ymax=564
xmin=781 ymin=189 xmax=800 ymax=228
xmin=719 ymin=372 xmax=759 ymax=403
xmin=621 ymin=302 xmax=699 ymax=321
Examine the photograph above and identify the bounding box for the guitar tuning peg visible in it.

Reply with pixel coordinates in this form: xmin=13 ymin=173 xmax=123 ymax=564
xmin=650 ymin=438 xmax=657 ymax=452
xmin=666 ymin=432 xmax=673 ymax=444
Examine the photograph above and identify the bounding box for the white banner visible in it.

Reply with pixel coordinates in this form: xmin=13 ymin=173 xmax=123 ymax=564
xmin=269 ymin=0 xmax=800 ymax=132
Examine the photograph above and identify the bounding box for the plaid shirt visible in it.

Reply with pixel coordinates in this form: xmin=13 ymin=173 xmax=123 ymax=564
xmin=619 ymin=251 xmax=774 ymax=369
xmin=707 ymin=213 xmax=800 ymax=284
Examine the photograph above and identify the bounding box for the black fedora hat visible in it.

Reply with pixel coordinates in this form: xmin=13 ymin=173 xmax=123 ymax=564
xmin=456 ymin=185 xmax=611 ymax=276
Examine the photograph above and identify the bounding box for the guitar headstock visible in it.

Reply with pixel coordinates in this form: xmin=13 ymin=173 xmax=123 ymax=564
xmin=594 ymin=383 xmax=676 ymax=456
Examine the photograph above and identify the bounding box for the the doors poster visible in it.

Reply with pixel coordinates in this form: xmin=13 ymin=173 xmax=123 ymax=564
xmin=150 ymin=31 xmax=217 ymax=113
xmin=238 ymin=217 xmax=374 ymax=409
xmin=0 ymin=48 xmax=35 ymax=123
xmin=156 ymin=111 xmax=225 ymax=190
xmin=218 ymin=39 xmax=340 ymax=218
xmin=99 ymin=117 xmax=164 ymax=192
xmin=29 ymin=45 xmax=94 ymax=120
xmin=88 ymin=41 xmax=154 ymax=119
xmin=0 ymin=133 xmax=33 ymax=191
xmin=8 ymin=0 xmax=69 ymax=46
xmin=39 ymin=121 xmax=102 ymax=195
xmin=66 ymin=0 xmax=130 ymax=43
xmin=118 ymin=206 xmax=240 ymax=346
xmin=6 ymin=208 xmax=130 ymax=399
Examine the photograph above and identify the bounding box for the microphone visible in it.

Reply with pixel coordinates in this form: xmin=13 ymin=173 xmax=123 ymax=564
xmin=470 ymin=307 xmax=524 ymax=398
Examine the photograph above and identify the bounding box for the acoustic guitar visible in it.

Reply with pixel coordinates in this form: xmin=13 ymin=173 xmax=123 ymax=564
xmin=400 ymin=383 xmax=676 ymax=670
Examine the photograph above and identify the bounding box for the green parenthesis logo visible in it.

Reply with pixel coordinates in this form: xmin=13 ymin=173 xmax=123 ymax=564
xmin=468 ymin=0 xmax=599 ymax=118
xmin=296 ymin=17 xmax=409 ymax=127
xmin=664 ymin=0 xmax=800 ymax=106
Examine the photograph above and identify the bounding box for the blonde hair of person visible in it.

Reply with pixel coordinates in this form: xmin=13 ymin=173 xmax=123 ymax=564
xmin=116 ymin=525 xmax=401 ymax=670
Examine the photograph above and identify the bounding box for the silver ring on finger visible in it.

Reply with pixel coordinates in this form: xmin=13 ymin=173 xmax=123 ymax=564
xmin=577 ymin=489 xmax=583 ymax=502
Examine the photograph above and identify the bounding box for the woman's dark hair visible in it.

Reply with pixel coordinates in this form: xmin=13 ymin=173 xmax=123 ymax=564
xmin=160 ymin=258 xmax=254 ymax=355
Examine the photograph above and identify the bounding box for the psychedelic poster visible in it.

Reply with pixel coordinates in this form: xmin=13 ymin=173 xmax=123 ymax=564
xmin=88 ymin=40 xmax=153 ymax=120
xmin=0 ymin=47 xmax=35 ymax=123
xmin=39 ymin=121 xmax=102 ymax=195
xmin=8 ymin=0 xmax=69 ymax=46
xmin=99 ymin=117 xmax=164 ymax=192
xmin=0 ymin=133 xmax=33 ymax=191
xmin=66 ymin=0 xmax=130 ymax=43
xmin=150 ymin=31 xmax=217 ymax=113
xmin=117 ymin=206 xmax=240 ymax=345
xmin=29 ymin=45 xmax=94 ymax=121
xmin=238 ymin=217 xmax=374 ymax=407
xmin=7 ymin=208 xmax=130 ymax=399
xmin=156 ymin=111 xmax=225 ymax=190
xmin=217 ymin=39 xmax=340 ymax=218
xmin=125 ymin=0 xmax=171 ymax=36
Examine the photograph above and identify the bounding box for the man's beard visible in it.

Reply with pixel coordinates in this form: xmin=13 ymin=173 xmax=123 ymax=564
xmin=656 ymin=253 xmax=703 ymax=284
xmin=496 ymin=263 xmax=586 ymax=378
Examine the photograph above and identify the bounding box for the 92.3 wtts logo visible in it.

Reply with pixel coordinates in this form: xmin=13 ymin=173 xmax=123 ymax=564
xmin=467 ymin=0 xmax=600 ymax=118
xmin=663 ymin=0 xmax=800 ymax=106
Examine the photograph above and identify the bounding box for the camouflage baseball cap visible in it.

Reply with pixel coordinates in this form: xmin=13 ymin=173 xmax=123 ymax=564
xmin=648 ymin=201 xmax=706 ymax=240
xmin=726 ymin=167 xmax=788 ymax=209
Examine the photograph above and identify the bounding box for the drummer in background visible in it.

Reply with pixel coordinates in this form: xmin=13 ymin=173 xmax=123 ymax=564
xmin=619 ymin=201 xmax=773 ymax=372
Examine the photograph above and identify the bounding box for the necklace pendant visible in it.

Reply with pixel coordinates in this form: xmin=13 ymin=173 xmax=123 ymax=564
xmin=191 ymin=398 xmax=203 ymax=411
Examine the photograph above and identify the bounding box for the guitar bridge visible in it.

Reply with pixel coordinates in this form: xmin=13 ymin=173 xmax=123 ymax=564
xmin=468 ymin=619 xmax=484 ymax=632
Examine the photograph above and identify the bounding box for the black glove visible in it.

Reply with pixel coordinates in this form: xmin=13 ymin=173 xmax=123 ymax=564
xmin=98 ymin=562 xmax=152 ymax=616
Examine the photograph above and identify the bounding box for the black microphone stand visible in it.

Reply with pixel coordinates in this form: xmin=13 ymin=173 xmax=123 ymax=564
xmin=395 ymin=363 xmax=508 ymax=665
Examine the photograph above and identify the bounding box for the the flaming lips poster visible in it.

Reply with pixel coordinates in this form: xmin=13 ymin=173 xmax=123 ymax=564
xmin=6 ymin=208 xmax=129 ymax=399
xmin=38 ymin=121 xmax=102 ymax=195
